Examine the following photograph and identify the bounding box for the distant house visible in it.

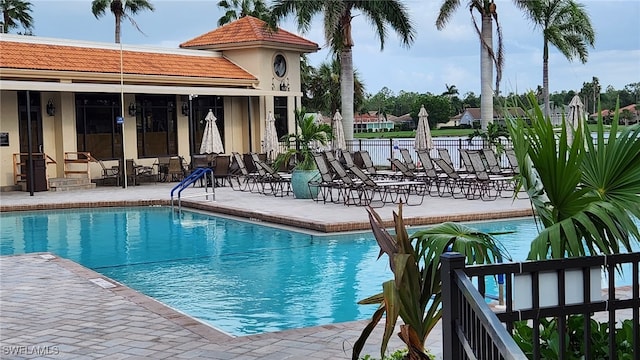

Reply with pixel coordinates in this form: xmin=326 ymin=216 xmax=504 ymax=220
xmin=437 ymin=114 xmax=461 ymax=129
xmin=457 ymin=107 xmax=527 ymax=127
xmin=354 ymin=111 xmax=394 ymax=132
xmin=590 ymin=104 xmax=638 ymax=124
xmin=387 ymin=113 xmax=414 ymax=129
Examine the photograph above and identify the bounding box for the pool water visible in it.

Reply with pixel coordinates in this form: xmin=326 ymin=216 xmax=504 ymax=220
xmin=1 ymin=207 xmax=637 ymax=336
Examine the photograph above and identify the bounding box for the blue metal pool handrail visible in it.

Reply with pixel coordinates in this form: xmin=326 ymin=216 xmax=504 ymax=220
xmin=170 ymin=167 xmax=214 ymax=211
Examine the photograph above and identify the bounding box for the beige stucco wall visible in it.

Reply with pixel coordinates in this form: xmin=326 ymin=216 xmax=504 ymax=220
xmin=0 ymin=91 xmax=20 ymax=187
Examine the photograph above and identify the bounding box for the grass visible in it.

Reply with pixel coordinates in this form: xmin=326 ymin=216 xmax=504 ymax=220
xmin=355 ymin=128 xmax=474 ymax=139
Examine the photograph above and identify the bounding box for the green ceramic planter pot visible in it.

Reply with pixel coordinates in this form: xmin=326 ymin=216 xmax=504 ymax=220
xmin=291 ymin=169 xmax=320 ymax=199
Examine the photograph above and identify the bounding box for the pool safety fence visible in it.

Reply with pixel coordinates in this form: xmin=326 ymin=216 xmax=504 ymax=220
xmin=441 ymin=252 xmax=640 ymax=360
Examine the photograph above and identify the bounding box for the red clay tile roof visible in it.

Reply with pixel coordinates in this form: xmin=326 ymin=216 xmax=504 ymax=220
xmin=0 ymin=40 xmax=256 ymax=81
xmin=180 ymin=16 xmax=318 ymax=51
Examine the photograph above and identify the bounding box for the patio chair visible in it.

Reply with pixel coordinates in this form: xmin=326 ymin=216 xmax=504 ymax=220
xmin=357 ymin=149 xmax=397 ymax=179
xmin=212 ymin=155 xmax=231 ymax=187
xmin=250 ymin=153 xmax=291 ymax=197
xmin=505 ymin=148 xmax=520 ymax=175
xmin=126 ymin=159 xmax=156 ymax=185
xmin=432 ymin=157 xmax=477 ymax=199
xmin=482 ymin=148 xmax=514 ymax=175
xmin=96 ymin=159 xmax=120 ymax=186
xmin=399 ymin=148 xmax=417 ymax=170
xmin=168 ymin=157 xmax=186 ymax=182
xmin=155 ymin=156 xmax=171 ymax=182
xmin=310 ymin=152 xmax=346 ymax=204
xmin=466 ymin=151 xmax=514 ymax=200
xmin=416 ymin=149 xmax=449 ymax=196
xmin=346 ymin=161 xmax=428 ymax=207
xmin=459 ymin=149 xmax=478 ymax=173
xmin=229 ymin=152 xmax=260 ymax=192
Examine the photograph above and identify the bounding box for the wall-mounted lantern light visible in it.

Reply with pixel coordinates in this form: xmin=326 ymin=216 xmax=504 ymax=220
xmin=181 ymin=102 xmax=189 ymax=116
xmin=46 ymin=99 xmax=56 ymax=116
xmin=128 ymin=102 xmax=137 ymax=116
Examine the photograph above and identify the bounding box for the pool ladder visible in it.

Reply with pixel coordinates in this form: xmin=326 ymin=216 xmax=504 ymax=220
xmin=170 ymin=167 xmax=215 ymax=212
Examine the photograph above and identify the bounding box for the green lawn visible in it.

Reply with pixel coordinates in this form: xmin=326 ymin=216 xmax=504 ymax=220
xmin=354 ymin=128 xmax=475 ymax=139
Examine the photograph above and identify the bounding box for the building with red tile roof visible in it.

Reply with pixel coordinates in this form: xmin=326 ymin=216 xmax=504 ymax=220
xmin=0 ymin=16 xmax=318 ymax=190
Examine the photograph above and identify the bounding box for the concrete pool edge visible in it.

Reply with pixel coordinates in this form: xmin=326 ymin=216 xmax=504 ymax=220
xmin=0 ymin=198 xmax=534 ymax=233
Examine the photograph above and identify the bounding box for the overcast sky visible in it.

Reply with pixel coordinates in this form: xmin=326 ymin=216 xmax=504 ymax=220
xmin=24 ymin=0 xmax=640 ymax=97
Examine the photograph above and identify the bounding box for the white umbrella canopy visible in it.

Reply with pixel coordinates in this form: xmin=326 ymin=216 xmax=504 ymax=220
xmin=414 ymin=105 xmax=433 ymax=150
xmin=262 ymin=111 xmax=280 ymax=161
xmin=200 ymin=109 xmax=224 ymax=154
xmin=566 ymin=95 xmax=585 ymax=146
xmin=332 ymin=110 xmax=346 ymax=151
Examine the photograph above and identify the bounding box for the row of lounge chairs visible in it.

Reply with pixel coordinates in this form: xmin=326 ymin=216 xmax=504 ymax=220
xmin=224 ymin=147 xmax=520 ymax=205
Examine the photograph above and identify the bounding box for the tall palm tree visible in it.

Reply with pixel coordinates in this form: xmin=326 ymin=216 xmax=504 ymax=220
xmin=519 ymin=0 xmax=595 ymax=118
xmin=271 ymin=0 xmax=415 ymax=141
xmin=91 ymin=0 xmax=155 ymax=43
xmin=216 ymin=0 xmax=271 ymax=26
xmin=1 ymin=0 xmax=33 ymax=34
xmin=437 ymin=0 xmax=504 ymax=131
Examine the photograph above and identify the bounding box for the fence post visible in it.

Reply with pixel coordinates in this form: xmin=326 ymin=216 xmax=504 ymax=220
xmin=441 ymin=252 xmax=466 ymax=360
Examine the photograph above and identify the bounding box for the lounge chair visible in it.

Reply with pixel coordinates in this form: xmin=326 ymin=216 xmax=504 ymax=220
xmin=96 ymin=159 xmax=120 ymax=186
xmin=212 ymin=155 xmax=231 ymax=187
xmin=310 ymin=152 xmax=347 ymax=204
xmin=432 ymin=157 xmax=477 ymax=199
xmin=347 ymin=162 xmax=428 ymax=207
xmin=458 ymin=149 xmax=478 ymax=173
xmin=357 ymin=150 xmax=397 ymax=179
xmin=250 ymin=153 xmax=291 ymax=197
xmin=399 ymin=148 xmax=417 ymax=171
xmin=466 ymin=151 xmax=514 ymax=200
xmin=229 ymin=152 xmax=260 ymax=192
xmin=481 ymin=148 xmax=514 ymax=175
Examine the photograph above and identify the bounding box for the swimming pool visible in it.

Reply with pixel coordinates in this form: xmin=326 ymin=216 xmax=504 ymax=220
xmin=1 ymin=207 xmax=637 ymax=336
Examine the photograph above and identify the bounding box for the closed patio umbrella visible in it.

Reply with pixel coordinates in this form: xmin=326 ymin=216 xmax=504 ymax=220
xmin=332 ymin=110 xmax=346 ymax=151
xmin=200 ymin=109 xmax=224 ymax=154
xmin=415 ymin=104 xmax=433 ymax=150
xmin=566 ymin=95 xmax=585 ymax=146
xmin=262 ymin=111 xmax=279 ymax=161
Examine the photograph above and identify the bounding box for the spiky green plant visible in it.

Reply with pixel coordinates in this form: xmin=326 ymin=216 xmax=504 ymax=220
xmin=275 ymin=109 xmax=332 ymax=170
xmin=507 ymin=93 xmax=640 ymax=260
xmin=352 ymin=205 xmax=507 ymax=360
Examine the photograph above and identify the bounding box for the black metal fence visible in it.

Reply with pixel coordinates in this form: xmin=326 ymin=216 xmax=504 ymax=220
xmin=278 ymin=138 xmax=513 ymax=169
xmin=441 ymin=252 xmax=640 ymax=360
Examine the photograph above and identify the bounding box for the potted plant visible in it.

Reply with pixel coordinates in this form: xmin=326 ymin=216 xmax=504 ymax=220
xmin=274 ymin=110 xmax=332 ymax=199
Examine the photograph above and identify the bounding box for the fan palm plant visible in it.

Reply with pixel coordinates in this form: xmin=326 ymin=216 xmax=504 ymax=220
xmin=352 ymin=205 xmax=508 ymax=360
xmin=507 ymin=93 xmax=640 ymax=260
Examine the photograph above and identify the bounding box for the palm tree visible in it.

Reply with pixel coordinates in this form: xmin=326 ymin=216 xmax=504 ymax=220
xmin=436 ymin=0 xmax=504 ymax=131
xmin=507 ymin=93 xmax=640 ymax=260
xmin=216 ymin=0 xmax=271 ymax=26
xmin=271 ymin=0 xmax=415 ymax=141
xmin=306 ymin=57 xmax=364 ymax=115
xmin=1 ymin=0 xmax=33 ymax=34
xmin=519 ymin=0 xmax=595 ymax=118
xmin=91 ymin=0 xmax=155 ymax=43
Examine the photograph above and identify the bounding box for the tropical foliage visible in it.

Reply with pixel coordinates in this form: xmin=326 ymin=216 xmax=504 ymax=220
xmin=512 ymin=316 xmax=635 ymax=359
xmin=274 ymin=109 xmax=332 ymax=170
xmin=507 ymin=93 xmax=640 ymax=260
xmin=1 ymin=0 xmax=33 ymax=34
xmin=304 ymin=56 xmax=365 ymax=115
xmin=91 ymin=0 xmax=155 ymax=43
xmin=271 ymin=0 xmax=415 ymax=141
xmin=216 ymin=0 xmax=272 ymax=26
xmin=519 ymin=0 xmax=595 ymax=118
xmin=352 ymin=205 xmax=507 ymax=360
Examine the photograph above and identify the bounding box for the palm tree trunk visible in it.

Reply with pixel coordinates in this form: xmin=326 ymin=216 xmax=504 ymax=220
xmin=543 ymin=41 xmax=550 ymax=119
xmin=115 ymin=15 xmax=121 ymax=43
xmin=341 ymin=49 xmax=354 ymax=141
xmin=480 ymin=13 xmax=493 ymax=131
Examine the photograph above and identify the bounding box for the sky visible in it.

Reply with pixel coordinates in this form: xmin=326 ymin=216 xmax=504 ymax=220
xmin=20 ymin=0 xmax=640 ymax=97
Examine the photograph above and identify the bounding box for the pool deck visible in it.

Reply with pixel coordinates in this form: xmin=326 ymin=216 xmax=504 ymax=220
xmin=0 ymin=183 xmax=536 ymax=359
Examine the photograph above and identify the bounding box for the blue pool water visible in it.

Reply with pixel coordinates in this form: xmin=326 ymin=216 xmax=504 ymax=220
xmin=1 ymin=207 xmax=637 ymax=336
